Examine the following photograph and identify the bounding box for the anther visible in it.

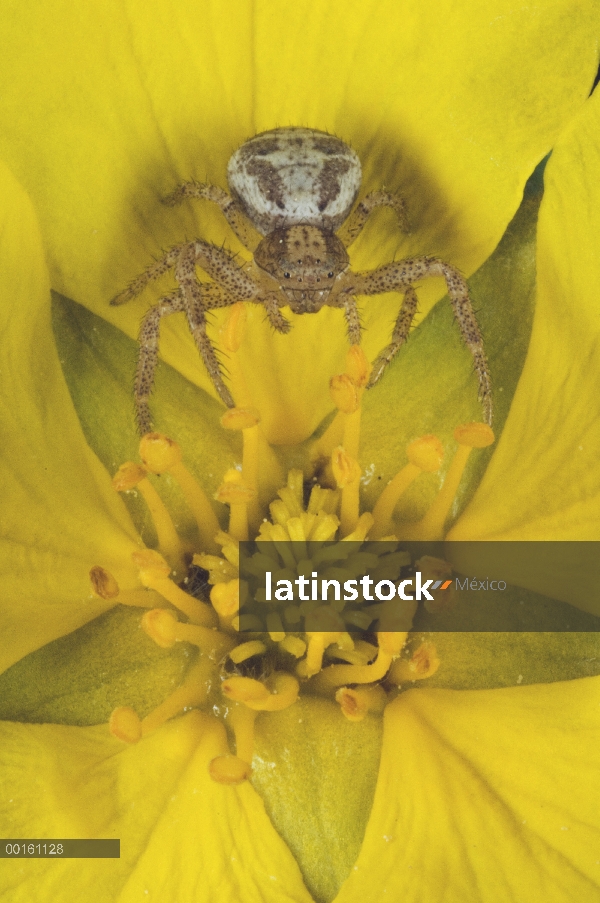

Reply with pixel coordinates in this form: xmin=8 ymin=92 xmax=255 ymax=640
xmin=132 ymin=550 xmax=217 ymax=626
xmin=389 ymin=641 xmax=441 ymax=683
xmin=109 ymin=706 xmax=142 ymax=743
xmin=210 ymin=579 xmax=240 ymax=630
xmin=89 ymin=566 xmax=155 ymax=609
xmin=370 ymin=435 xmax=443 ymax=539
xmin=112 ymin=461 xmax=186 ymax=575
xmin=139 ymin=433 xmax=220 ymax=553
xmin=330 ymin=374 xmax=360 ymax=414
xmin=345 ymin=345 xmax=371 ymax=388
xmin=335 ymin=685 xmax=387 ymax=722
xmin=215 ymin=470 xmax=255 ymax=541
xmin=209 ymin=755 xmax=251 ymax=785
xmin=220 ymin=407 xmax=261 ymax=431
xmin=332 ymin=447 xmax=361 ymax=537
xmin=407 ymin=422 xmax=495 ymax=541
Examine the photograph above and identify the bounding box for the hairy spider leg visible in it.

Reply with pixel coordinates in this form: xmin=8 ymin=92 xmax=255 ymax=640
xmin=111 ymin=247 xmax=182 ymax=307
xmin=367 ymin=285 xmax=419 ymax=386
xmin=336 ymin=190 xmax=409 ymax=248
xmin=163 ymin=182 xmax=260 ymax=253
xmin=135 ymin=281 xmax=238 ymax=434
xmin=345 ymin=256 xmax=493 ymax=425
xmin=136 ymin=291 xmax=185 ymax=434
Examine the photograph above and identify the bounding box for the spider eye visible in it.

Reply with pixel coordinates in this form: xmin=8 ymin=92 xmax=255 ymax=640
xmin=283 ymin=272 xmax=291 ymax=279
xmin=327 ymin=271 xmax=334 ymax=278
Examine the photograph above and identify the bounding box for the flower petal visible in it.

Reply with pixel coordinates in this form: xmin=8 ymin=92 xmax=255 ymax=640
xmin=0 ymin=712 xmax=314 ymax=902
xmin=0 ymin=1 xmax=596 ymax=442
xmin=448 ymin=88 xmax=600 ymax=604
xmin=0 ymin=161 xmax=141 ymax=673
xmin=335 ymin=677 xmax=600 ymax=903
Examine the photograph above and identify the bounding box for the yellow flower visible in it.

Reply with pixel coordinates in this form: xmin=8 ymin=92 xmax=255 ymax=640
xmin=0 ymin=2 xmax=600 ymax=902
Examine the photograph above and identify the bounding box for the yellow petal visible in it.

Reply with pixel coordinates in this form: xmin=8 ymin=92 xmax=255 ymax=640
xmin=336 ymin=677 xmax=600 ymax=902
xmin=0 ymin=2 xmax=596 ymax=442
xmin=448 ymin=88 xmax=600 ymax=605
xmin=0 ymin=161 xmax=141 ymax=673
xmin=0 ymin=712 xmax=314 ymax=902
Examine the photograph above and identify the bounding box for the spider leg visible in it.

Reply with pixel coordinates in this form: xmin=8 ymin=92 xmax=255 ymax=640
xmin=336 ymin=190 xmax=409 ymax=248
xmin=135 ymin=290 xmax=185 ymax=435
xmin=348 ymin=256 xmax=493 ymax=424
xmin=367 ymin=286 xmax=418 ymax=387
xmin=163 ymin=181 xmax=260 ymax=253
xmin=111 ymin=246 xmax=182 ymax=306
xmin=263 ymin=294 xmax=291 ymax=333
xmin=175 ymin=244 xmax=243 ymax=408
xmin=342 ymin=295 xmax=362 ymax=345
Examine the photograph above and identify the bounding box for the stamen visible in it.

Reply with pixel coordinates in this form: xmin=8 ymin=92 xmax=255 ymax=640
xmin=109 ymin=657 xmax=213 ymax=743
xmin=335 ymin=685 xmax=387 ymax=722
xmin=332 ymin=447 xmax=361 ymax=536
xmin=311 ymin=631 xmax=407 ymax=689
xmin=227 ymin=700 xmax=258 ymax=764
xmin=89 ymin=566 xmax=155 ymax=608
xmin=389 ymin=640 xmax=441 ymax=683
xmin=406 ymin=423 xmax=495 ymax=541
xmin=210 ymin=579 xmax=240 ymax=630
xmin=214 ymin=469 xmax=255 ymax=541
xmin=220 ymin=407 xmax=261 ymax=532
xmin=223 ymin=673 xmax=299 ymax=712
xmin=132 ymin=550 xmax=216 ymax=626
xmin=370 ymin=435 xmax=444 ymax=539
xmin=229 ymin=640 xmax=267 ymax=664
xmin=139 ymin=433 xmax=220 ymax=552
xmin=141 ymin=608 xmax=234 ymax=657
xmin=209 ymin=755 xmax=252 ymax=785
xmin=112 ymin=462 xmax=186 ymax=576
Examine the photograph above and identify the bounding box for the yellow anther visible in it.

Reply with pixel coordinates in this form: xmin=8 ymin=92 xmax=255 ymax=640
xmin=330 ymin=374 xmax=360 ymax=414
xmin=209 ymin=754 xmax=251 ymax=785
xmin=406 ymin=435 xmax=444 ymax=471
xmin=141 ymin=608 xmax=178 ymax=648
xmin=454 ymin=422 xmax=495 ymax=448
xmin=109 ymin=706 xmax=142 ymax=744
xmin=266 ymin=611 xmax=286 ymax=640
xmin=138 ymin=433 xmax=219 ymax=552
xmin=132 ymin=549 xmax=171 ymax=581
xmin=371 ymin=435 xmax=444 ymax=539
xmin=229 ymin=641 xmax=267 ymax=664
xmin=139 ymin=432 xmax=183 ymax=473
xmin=215 ymin=473 xmax=254 ymax=541
xmin=345 ymin=344 xmax=371 ymax=387
xmin=279 ymin=635 xmax=307 ymax=658
xmin=389 ymin=641 xmax=441 ymax=683
xmin=220 ymin=407 xmax=261 ymax=430
xmin=250 ymin=673 xmax=300 ymax=711
xmin=214 ymin=480 xmax=256 ymax=504
xmin=312 ymin=632 xmax=407 ymax=689
xmin=407 ymin=422 xmax=496 ymax=541
xmin=220 ymin=301 xmax=247 ymax=353
xmin=210 ymin=579 xmax=240 ymax=630
xmin=331 ymin=447 xmax=358 ymax=489
xmin=335 ymin=685 xmax=387 ymax=722
xmin=90 ymin=566 xmax=120 ymax=599
xmin=132 ymin=550 xmax=216 ymax=626
xmin=222 ymin=676 xmax=271 ymax=705
xmin=193 ymin=552 xmax=238 ymax=584
xmin=112 ymin=462 xmax=147 ymax=491
xmin=113 ymin=463 xmax=186 ymax=576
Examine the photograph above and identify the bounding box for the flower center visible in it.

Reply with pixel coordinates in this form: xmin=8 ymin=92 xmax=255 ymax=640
xmin=93 ymin=304 xmax=494 ymax=785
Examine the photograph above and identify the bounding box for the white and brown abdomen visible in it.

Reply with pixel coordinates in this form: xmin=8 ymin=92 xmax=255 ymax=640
xmin=227 ymin=127 xmax=361 ymax=235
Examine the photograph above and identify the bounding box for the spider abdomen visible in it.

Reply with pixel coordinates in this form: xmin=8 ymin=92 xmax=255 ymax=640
xmin=227 ymin=127 xmax=361 ymax=235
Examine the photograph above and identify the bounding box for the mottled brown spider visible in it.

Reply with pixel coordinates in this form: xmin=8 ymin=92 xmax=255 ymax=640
xmin=112 ymin=127 xmax=492 ymax=434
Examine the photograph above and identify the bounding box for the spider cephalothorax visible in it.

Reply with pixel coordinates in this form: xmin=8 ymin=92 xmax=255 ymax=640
xmin=112 ymin=127 xmax=492 ymax=433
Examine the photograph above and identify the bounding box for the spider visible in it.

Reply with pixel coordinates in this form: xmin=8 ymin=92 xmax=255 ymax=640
xmin=112 ymin=127 xmax=492 ymax=434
